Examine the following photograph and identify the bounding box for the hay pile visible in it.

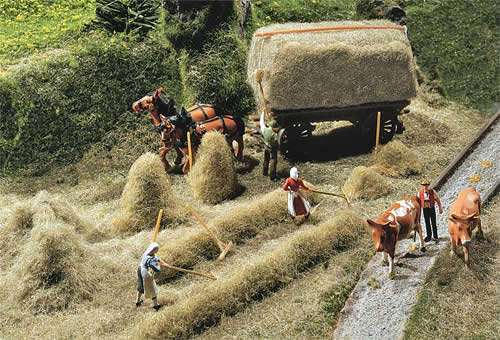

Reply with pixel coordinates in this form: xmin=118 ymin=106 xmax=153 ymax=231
xmin=374 ymin=140 xmax=422 ymax=177
xmin=187 ymin=131 xmax=238 ymax=204
xmin=112 ymin=152 xmax=183 ymax=234
xmin=247 ymin=20 xmax=417 ymax=114
xmin=0 ymin=190 xmax=103 ymax=266
xmin=343 ymin=166 xmax=390 ymax=200
xmin=155 ymin=188 xmax=320 ymax=282
xmin=0 ymin=202 xmax=33 ymax=266
xmin=399 ymin=112 xmax=451 ymax=146
xmin=33 ymin=191 xmax=104 ymax=242
xmin=137 ymin=211 xmax=366 ymax=339
xmin=10 ymin=223 xmax=105 ymax=314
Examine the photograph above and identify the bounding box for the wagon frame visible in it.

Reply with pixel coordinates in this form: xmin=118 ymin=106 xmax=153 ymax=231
xmin=275 ymin=100 xmax=409 ymax=158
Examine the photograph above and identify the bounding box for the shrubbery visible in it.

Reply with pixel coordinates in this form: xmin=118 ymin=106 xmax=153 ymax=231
xmin=0 ymin=33 xmax=183 ymax=174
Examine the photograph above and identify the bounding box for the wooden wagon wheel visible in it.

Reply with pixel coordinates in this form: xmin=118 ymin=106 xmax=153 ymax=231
xmin=279 ymin=122 xmax=315 ymax=158
xmin=360 ymin=113 xmax=398 ymax=144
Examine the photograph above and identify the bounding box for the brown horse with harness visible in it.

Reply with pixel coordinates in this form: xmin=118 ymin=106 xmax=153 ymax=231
xmin=132 ymin=88 xmax=244 ymax=174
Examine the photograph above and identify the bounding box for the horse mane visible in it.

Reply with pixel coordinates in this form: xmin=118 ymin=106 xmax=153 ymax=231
xmin=157 ymin=96 xmax=176 ymax=116
xmin=148 ymin=90 xmax=176 ymax=116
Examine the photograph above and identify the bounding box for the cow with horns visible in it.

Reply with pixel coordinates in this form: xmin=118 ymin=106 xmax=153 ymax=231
xmin=448 ymin=186 xmax=484 ymax=267
xmin=132 ymin=88 xmax=244 ymax=174
xmin=367 ymin=196 xmax=425 ymax=279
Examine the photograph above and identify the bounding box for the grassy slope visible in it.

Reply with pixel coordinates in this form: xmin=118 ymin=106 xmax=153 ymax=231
xmin=0 ymin=0 xmax=96 ymax=68
xmin=405 ymin=0 xmax=499 ymax=111
xmin=1 ymin=0 xmax=498 ymax=174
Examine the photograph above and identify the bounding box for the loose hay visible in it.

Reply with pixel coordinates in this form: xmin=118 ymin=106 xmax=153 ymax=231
xmin=32 ymin=191 xmax=105 ymax=242
xmin=0 ymin=202 xmax=33 ymax=265
xmin=247 ymin=20 xmax=417 ymax=114
xmin=137 ymin=211 xmax=367 ymax=339
xmin=10 ymin=223 xmax=106 ymax=314
xmin=112 ymin=152 xmax=183 ymax=235
xmin=187 ymin=131 xmax=238 ymax=204
xmin=374 ymin=140 xmax=422 ymax=177
xmin=343 ymin=166 xmax=390 ymax=201
xmin=399 ymin=112 xmax=451 ymax=146
xmin=155 ymin=188 xmax=320 ymax=283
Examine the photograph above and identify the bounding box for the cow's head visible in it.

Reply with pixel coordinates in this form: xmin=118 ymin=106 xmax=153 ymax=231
xmin=449 ymin=213 xmax=478 ymax=245
xmin=367 ymin=219 xmax=396 ymax=253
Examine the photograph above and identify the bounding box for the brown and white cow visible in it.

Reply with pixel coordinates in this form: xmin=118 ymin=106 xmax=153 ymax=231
xmin=367 ymin=196 xmax=424 ymax=279
xmin=448 ymin=186 xmax=483 ymax=267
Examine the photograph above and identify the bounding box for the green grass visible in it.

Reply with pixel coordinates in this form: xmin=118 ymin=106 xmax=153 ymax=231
xmin=252 ymin=0 xmax=356 ymax=28
xmin=0 ymin=0 xmax=96 ymax=68
xmin=405 ymin=0 xmax=499 ymax=111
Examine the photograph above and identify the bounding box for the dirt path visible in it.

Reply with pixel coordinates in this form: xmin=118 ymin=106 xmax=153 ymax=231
xmin=332 ymin=117 xmax=499 ymax=339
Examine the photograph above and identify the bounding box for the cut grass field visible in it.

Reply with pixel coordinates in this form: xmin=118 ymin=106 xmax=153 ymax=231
xmin=0 ymin=93 xmax=494 ymax=339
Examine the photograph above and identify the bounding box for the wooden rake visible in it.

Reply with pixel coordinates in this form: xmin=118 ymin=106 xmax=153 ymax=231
xmin=311 ymin=189 xmax=351 ymax=207
xmin=186 ymin=206 xmax=233 ymax=261
xmin=152 ymin=209 xmax=216 ymax=280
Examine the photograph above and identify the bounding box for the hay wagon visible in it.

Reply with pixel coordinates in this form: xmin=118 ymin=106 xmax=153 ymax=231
xmin=247 ymin=20 xmax=417 ymax=157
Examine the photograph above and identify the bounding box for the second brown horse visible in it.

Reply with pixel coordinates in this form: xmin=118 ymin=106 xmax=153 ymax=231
xmin=132 ymin=88 xmax=244 ymax=173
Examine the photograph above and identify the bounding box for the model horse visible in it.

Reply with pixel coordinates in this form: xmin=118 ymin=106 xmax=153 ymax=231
xmin=160 ymin=112 xmax=245 ymax=174
xmin=132 ymin=88 xmax=244 ymax=174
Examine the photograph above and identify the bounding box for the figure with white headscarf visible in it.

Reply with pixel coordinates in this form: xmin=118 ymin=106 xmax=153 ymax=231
xmin=136 ymin=242 xmax=170 ymax=311
xmin=283 ymin=167 xmax=312 ymax=220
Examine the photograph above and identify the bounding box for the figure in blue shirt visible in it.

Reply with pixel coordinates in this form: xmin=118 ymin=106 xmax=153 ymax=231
xmin=135 ymin=242 xmax=170 ymax=311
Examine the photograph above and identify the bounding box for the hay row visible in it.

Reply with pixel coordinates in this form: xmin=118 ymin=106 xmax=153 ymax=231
xmin=155 ymin=188 xmax=320 ymax=283
xmin=247 ymin=20 xmax=417 ymax=114
xmin=137 ymin=211 xmax=367 ymax=339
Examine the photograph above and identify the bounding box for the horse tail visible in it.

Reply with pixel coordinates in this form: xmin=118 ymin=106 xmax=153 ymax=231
xmin=233 ymin=116 xmax=245 ymax=137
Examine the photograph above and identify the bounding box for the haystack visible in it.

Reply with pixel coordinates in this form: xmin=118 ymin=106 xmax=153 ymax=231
xmin=187 ymin=131 xmax=238 ymax=204
xmin=247 ymin=20 xmax=417 ymax=115
xmin=113 ymin=152 xmax=182 ymax=234
xmin=374 ymin=140 xmax=422 ymax=177
xmin=343 ymin=166 xmax=390 ymax=201
xmin=0 ymin=191 xmax=103 ymax=266
xmin=11 ymin=224 xmax=105 ymax=314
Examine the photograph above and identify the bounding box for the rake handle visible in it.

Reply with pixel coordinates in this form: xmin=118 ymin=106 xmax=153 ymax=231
xmin=186 ymin=206 xmax=226 ymax=251
xmin=152 ymin=209 xmax=163 ymax=242
xmin=165 ymin=263 xmax=216 ymax=280
xmin=311 ymin=190 xmax=350 ymax=206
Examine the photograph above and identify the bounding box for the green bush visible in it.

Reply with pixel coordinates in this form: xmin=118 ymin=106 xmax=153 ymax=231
xmin=186 ymin=27 xmax=255 ymax=116
xmin=0 ymin=33 xmax=183 ymax=174
xmin=93 ymin=0 xmax=161 ymax=35
xmin=162 ymin=1 xmax=234 ymax=50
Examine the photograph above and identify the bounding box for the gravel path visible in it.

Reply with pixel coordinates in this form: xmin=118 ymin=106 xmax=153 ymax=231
xmin=333 ymin=117 xmax=499 ymax=340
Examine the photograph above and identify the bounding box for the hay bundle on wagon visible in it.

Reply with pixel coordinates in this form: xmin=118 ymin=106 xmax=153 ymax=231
xmin=247 ymin=20 xmax=417 ymax=156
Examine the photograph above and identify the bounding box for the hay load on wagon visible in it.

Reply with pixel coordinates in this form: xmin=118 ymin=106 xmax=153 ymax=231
xmin=247 ymin=20 xmax=418 ymax=155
